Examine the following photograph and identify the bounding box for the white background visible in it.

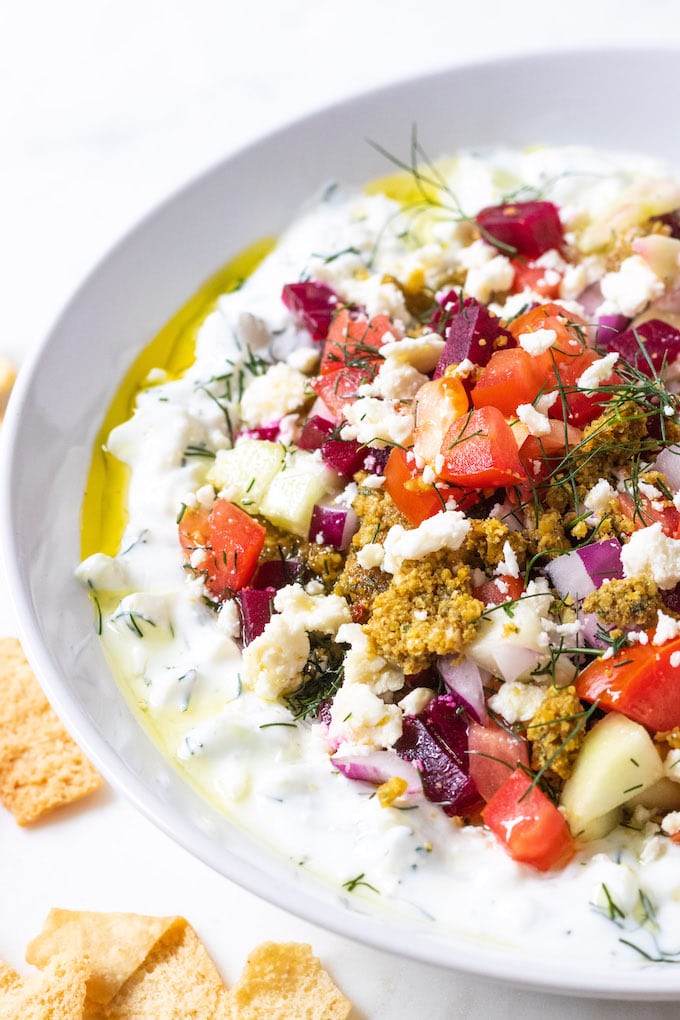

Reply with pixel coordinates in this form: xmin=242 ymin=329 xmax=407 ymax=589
xmin=4 ymin=2 xmax=680 ymax=1016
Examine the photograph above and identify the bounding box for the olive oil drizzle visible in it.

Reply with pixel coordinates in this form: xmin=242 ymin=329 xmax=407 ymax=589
xmin=80 ymin=237 xmax=274 ymax=559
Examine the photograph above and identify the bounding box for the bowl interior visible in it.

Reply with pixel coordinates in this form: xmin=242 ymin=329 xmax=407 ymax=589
xmin=4 ymin=49 xmax=680 ymax=997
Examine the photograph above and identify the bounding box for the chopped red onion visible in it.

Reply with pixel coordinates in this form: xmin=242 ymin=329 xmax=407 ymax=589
xmin=491 ymin=645 xmax=543 ymax=685
xmin=655 ymin=445 xmax=680 ymax=491
xmin=308 ymin=504 xmax=359 ymax=550
xmin=436 ymin=655 xmax=488 ymax=724
xmin=546 ymin=540 xmax=622 ymax=602
xmin=331 ymin=749 xmax=422 ymax=798
xmin=578 ymin=611 xmax=612 ymax=650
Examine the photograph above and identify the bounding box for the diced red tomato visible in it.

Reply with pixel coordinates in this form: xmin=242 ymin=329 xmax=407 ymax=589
xmin=516 ymin=420 xmax=582 ymax=497
xmin=413 ymin=375 xmax=469 ymax=464
xmin=467 ymin=721 xmax=530 ymax=802
xmin=482 ymin=768 xmax=575 ymax=871
xmin=384 ymin=447 xmax=459 ymax=526
xmin=438 ymin=407 xmax=527 ymax=490
xmin=508 ymin=302 xmax=588 ymax=359
xmin=470 ymin=348 xmax=546 ymax=416
xmin=178 ymin=498 xmax=265 ymax=600
xmin=575 ymin=634 xmax=680 ymax=732
xmin=510 ymin=260 xmax=562 ymax=300
xmin=310 ymin=366 xmax=374 ymax=418
xmin=319 ymin=310 xmax=391 ymax=375
xmin=472 ymin=574 xmax=525 ymax=607
xmin=618 ymin=491 xmax=680 ymax=539
xmin=543 ymin=348 xmax=620 ymax=427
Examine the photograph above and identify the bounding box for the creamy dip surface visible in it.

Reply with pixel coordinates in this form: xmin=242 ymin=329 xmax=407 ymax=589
xmin=78 ymin=144 xmax=680 ymax=967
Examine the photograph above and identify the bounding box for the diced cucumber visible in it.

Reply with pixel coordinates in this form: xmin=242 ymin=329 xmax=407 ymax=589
xmin=560 ymin=712 xmax=663 ymax=840
xmin=208 ymin=440 xmax=285 ymax=514
xmin=259 ymin=450 xmax=339 ymax=536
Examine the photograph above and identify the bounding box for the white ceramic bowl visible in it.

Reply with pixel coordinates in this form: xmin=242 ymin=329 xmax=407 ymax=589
xmin=4 ymin=49 xmax=680 ymax=998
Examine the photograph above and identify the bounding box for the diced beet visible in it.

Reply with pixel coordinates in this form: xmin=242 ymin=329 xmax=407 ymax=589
xmin=659 ymin=210 xmax=680 ymax=239
xmin=424 ymin=695 xmax=471 ymax=758
xmin=320 ymin=437 xmax=366 ymax=477
xmin=240 ymin=422 xmax=280 ymax=441
xmin=476 ymin=201 xmax=564 ymax=260
xmin=362 ymin=447 xmax=390 ymax=475
xmin=251 ymin=559 xmax=305 ymax=590
xmin=395 ymin=696 xmax=480 ymax=816
xmin=236 ymin=586 xmax=276 ymax=644
xmin=281 ymin=281 xmax=340 ymax=341
xmin=602 ymin=318 xmax=680 ymax=375
xmin=432 ymin=293 xmax=515 ymax=375
xmin=298 ymin=415 xmax=335 ymax=451
xmin=662 ymin=583 xmax=680 ymax=615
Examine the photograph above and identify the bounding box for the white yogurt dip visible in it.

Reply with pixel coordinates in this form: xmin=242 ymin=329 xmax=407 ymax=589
xmin=78 ymin=144 xmax=680 ymax=966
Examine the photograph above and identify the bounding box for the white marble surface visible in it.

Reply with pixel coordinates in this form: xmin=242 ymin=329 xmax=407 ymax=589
xmin=4 ymin=2 xmax=680 ymax=1015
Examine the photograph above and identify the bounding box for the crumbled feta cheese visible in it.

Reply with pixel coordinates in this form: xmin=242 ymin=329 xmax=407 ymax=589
xmin=584 ymin=478 xmax=616 ymax=517
xmin=465 ymin=255 xmax=514 ymax=304
xmin=458 ymin=238 xmax=497 ymax=270
xmin=356 ymin=542 xmax=386 ymax=570
xmin=379 ymin=332 xmax=445 ymax=374
xmin=382 ymin=510 xmax=470 ymax=574
xmin=449 ymin=357 xmax=475 ymax=379
xmin=661 ymin=811 xmax=680 ymax=836
xmin=487 ymin=681 xmax=547 ymax=723
xmin=638 ymin=481 xmax=663 ymax=502
xmin=361 ymin=473 xmax=385 ymax=490
xmin=328 ymin=683 xmax=402 ymax=750
xmin=335 ymin=482 xmax=358 ymax=508
xmin=399 ymin=687 xmax=436 ymax=715
xmin=621 ymin=523 xmax=680 ymax=590
xmin=239 ymin=362 xmax=308 ymax=427
xmin=516 ymin=402 xmax=551 ymax=436
xmin=370 ymin=359 xmax=429 ymax=400
xmin=195 ymin=483 xmax=216 ymax=510
xmin=286 ymin=345 xmax=320 ymax=373
xmin=598 ymin=255 xmax=664 ymax=318
xmin=518 ymin=328 xmax=557 ymax=356
xmin=242 ymin=614 xmax=310 ymax=700
xmin=576 ymin=351 xmax=619 ymax=390
xmin=340 ymin=396 xmax=413 ymax=447
xmin=495 ymin=540 xmax=520 ymax=579
xmin=653 ymin=610 xmax=680 ymax=646
xmin=273 ymin=584 xmax=351 ymax=634
xmin=665 ymin=749 xmax=680 ymax=783
xmin=216 ymin=600 xmax=241 ymax=639
xmin=336 ymin=623 xmax=404 ymax=694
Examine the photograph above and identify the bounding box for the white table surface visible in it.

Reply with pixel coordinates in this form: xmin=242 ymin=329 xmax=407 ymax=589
xmin=4 ymin=3 xmax=680 ymax=1015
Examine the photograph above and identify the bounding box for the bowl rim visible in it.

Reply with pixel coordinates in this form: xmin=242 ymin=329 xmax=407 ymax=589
xmin=5 ymin=46 xmax=680 ymax=998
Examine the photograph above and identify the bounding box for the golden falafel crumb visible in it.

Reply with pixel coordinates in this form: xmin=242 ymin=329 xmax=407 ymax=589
xmin=464 ymin=518 xmax=527 ymax=571
xmin=333 ymin=487 xmax=407 ymax=614
xmin=365 ymin=555 xmax=483 ymax=674
xmin=528 ymin=684 xmax=585 ymax=783
xmin=655 ymin=728 xmax=680 ymax=752
xmin=582 ymin=575 xmax=663 ymax=629
xmin=524 ymin=509 xmax=570 ymax=559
